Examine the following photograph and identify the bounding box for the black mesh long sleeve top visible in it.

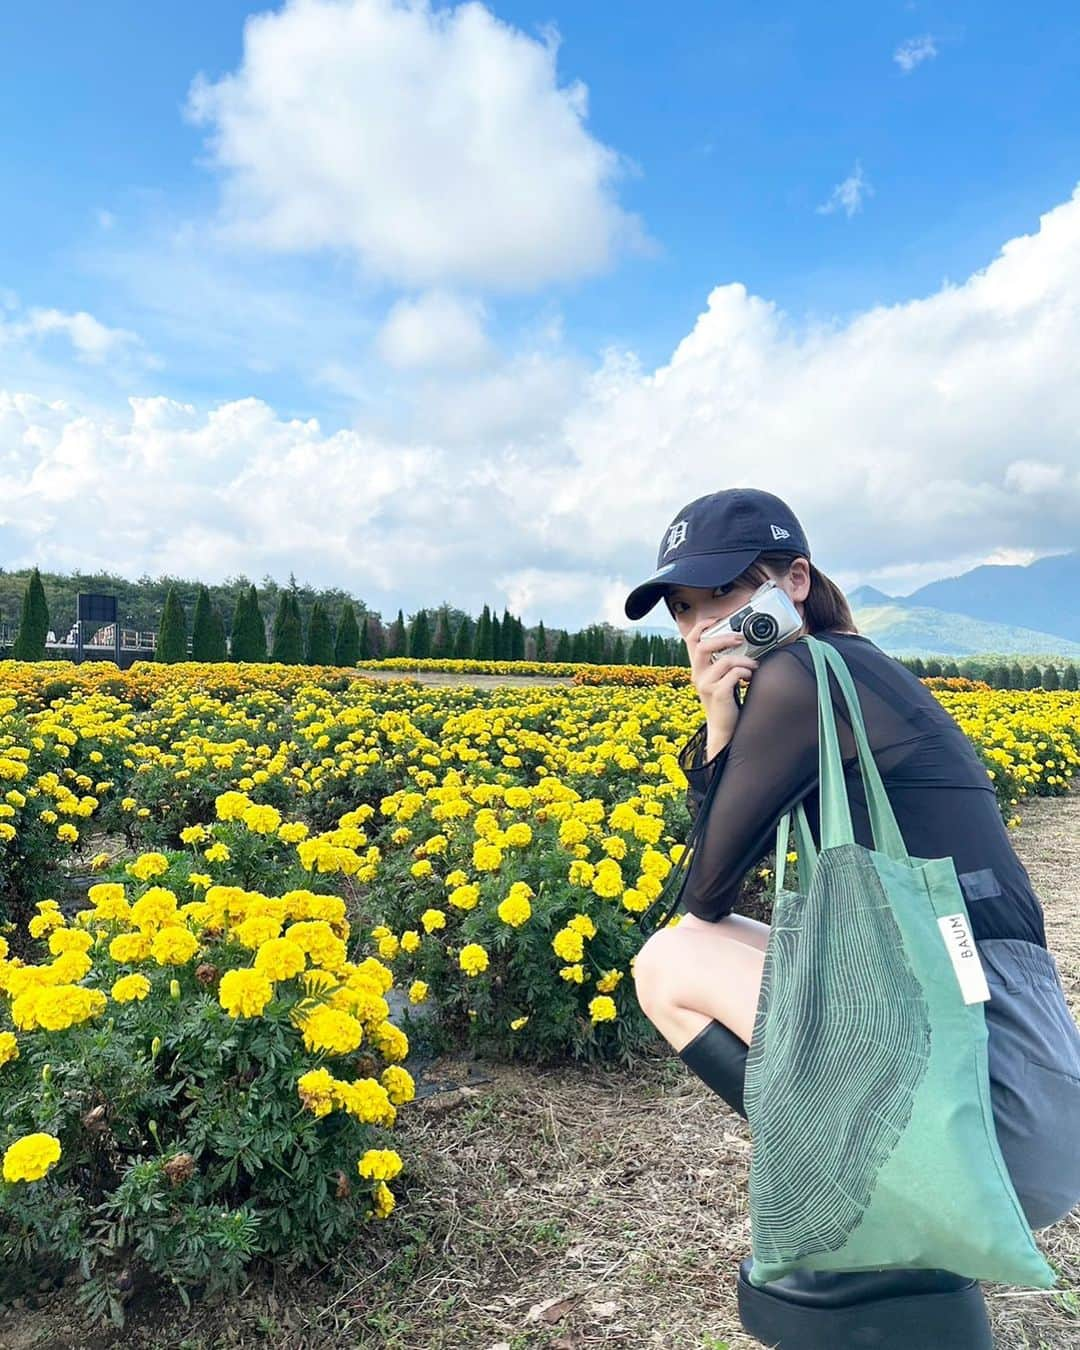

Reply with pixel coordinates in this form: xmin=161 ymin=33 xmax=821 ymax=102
xmin=671 ymin=630 xmax=1048 ymax=948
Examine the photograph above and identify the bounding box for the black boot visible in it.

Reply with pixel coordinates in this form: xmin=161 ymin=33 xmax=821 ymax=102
xmin=676 ymin=1020 xmax=993 ymax=1349
xmin=677 ymin=1017 xmax=749 ymax=1118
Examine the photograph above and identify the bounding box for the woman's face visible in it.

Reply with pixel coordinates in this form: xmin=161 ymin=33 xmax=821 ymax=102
xmin=664 ymin=560 xmax=809 ymax=645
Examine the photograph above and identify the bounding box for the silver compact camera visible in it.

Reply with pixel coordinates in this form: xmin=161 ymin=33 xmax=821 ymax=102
xmin=701 ymin=579 xmax=805 ymax=663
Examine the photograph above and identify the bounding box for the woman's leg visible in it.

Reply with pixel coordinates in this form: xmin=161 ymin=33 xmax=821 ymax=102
xmin=633 ymin=913 xmax=768 ymax=1051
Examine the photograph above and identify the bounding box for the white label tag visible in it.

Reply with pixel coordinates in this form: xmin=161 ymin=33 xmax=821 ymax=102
xmin=938 ymin=912 xmax=991 ymax=1004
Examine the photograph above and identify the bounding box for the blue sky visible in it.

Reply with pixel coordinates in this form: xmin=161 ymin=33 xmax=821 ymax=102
xmin=2 ymin=1 xmax=1080 ymax=630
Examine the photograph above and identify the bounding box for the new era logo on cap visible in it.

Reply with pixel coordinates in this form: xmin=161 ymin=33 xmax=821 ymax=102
xmin=770 ymin=524 xmax=790 ymax=540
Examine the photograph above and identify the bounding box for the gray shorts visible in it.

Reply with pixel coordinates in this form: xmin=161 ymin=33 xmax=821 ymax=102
xmin=979 ymin=938 xmax=1080 ymax=1230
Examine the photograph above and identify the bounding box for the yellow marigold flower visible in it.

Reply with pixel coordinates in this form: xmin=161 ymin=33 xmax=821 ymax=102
xmin=204 ymin=842 xmax=230 ymax=862
xmin=297 ymin=1067 xmax=337 ymax=1118
xmin=504 ymin=786 xmax=532 ymax=808
xmin=567 ymin=860 xmax=595 ymax=887
xmin=408 ymin=979 xmax=429 ymax=1004
xmin=504 ymin=822 xmax=532 ymax=847
xmin=595 ymin=969 xmax=624 ymax=993
xmin=370 ymin=1179 xmax=396 ymax=1218
xmin=285 ymin=920 xmax=347 ymax=970
xmin=567 ymin=913 xmax=597 ymax=939
xmin=357 ymin=1148 xmax=404 ymax=1181
xmin=601 ymin=835 xmax=628 ymax=859
xmin=28 ymin=910 xmax=65 ymax=939
xmin=640 ymin=847 xmax=672 ymax=878
xmin=420 ymin=908 xmax=447 ymax=933
xmin=589 ymin=995 xmax=617 ymax=1023
xmin=333 ymin=1076 xmax=395 ymax=1125
xmin=242 ymin=803 xmax=282 ymax=835
xmin=410 ymin=859 xmax=434 ymax=879
xmin=24 ymin=985 xmax=107 ymax=1032
xmin=552 ymin=928 xmax=584 ymax=962
xmin=300 ymin=1006 xmax=364 ymax=1055
xmin=558 ymin=818 xmax=589 ymax=847
xmin=3 ymin=1132 xmax=62 ymax=1183
xmin=151 ymin=926 xmax=199 ymax=966
xmin=126 ymin=852 xmax=169 ymax=882
xmin=444 ymin=869 xmax=468 ymax=888
xmin=233 ymin=914 xmax=284 ymax=949
xmin=87 ymin=882 xmax=128 ymax=913
xmin=371 ymin=1020 xmax=409 ymax=1061
xmin=110 ymin=931 xmax=152 ymax=963
xmin=559 ymin=964 xmax=585 ymax=983
xmin=0 ymin=937 xmax=7 ymax=961
xmin=111 ymin=973 xmax=152 ymax=1003
xmin=448 ymin=884 xmax=480 ymax=911
xmin=218 ymin=968 xmax=274 ymax=1019
xmin=381 ymin=1064 xmax=415 ymax=1104
xmin=510 ymin=1015 xmax=529 ymax=1031
xmin=459 ymin=943 xmax=489 ymax=977
xmin=49 ymin=950 xmax=92 ymax=983
xmin=0 ymin=1031 xmax=19 ymax=1066
xmin=377 ymin=934 xmax=400 ymax=960
xmin=472 ymin=841 xmax=503 ymax=871
xmin=635 ymin=873 xmax=662 ymax=901
xmin=130 ymin=887 xmax=179 ymax=932
xmin=399 ymin=929 xmax=421 ymax=954
xmin=497 ymin=894 xmax=531 ymax=927
xmin=621 ymin=887 xmax=649 ymax=913
xmin=215 ymin=790 xmax=253 ymax=821
xmin=254 ymin=937 xmax=306 ymax=982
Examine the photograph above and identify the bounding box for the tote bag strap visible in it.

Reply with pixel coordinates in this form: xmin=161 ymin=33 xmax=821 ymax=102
xmin=805 ymin=636 xmax=909 ymax=861
xmin=774 ymin=799 xmax=819 ymax=896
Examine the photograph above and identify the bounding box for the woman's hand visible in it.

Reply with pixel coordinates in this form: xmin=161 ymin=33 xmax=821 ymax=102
xmin=687 ymin=620 xmax=760 ymax=751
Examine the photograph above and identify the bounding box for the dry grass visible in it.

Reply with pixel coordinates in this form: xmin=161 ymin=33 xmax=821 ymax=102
xmin=2 ymin=790 xmax=1078 ymax=1349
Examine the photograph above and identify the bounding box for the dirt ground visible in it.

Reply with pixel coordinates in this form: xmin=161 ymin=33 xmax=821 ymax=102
xmin=2 ymin=789 xmax=1078 ymax=1349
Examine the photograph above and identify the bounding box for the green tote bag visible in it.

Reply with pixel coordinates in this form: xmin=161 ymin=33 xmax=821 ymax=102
xmin=742 ymin=634 xmax=1057 ymax=1290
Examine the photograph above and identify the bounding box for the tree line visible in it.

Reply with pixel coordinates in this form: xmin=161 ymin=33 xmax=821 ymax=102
xmin=4 ymin=567 xmax=1079 ymax=687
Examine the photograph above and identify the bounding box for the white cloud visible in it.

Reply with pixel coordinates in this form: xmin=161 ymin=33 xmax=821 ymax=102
xmin=0 ymin=303 xmax=149 ymax=366
xmin=894 ymin=35 xmax=938 ymax=74
xmin=5 ymin=185 xmax=1080 ymax=632
xmin=816 ymin=160 xmax=873 ymax=218
xmin=376 ymin=290 xmax=492 ymax=370
xmin=186 ymin=0 xmax=649 ymax=291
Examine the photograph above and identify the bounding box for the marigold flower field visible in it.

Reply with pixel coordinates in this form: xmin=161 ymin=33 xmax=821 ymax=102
xmin=1 ymin=656 xmax=1078 ymax=1315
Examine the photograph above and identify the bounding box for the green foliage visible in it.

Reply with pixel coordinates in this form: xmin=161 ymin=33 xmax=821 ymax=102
xmin=305 ymin=601 xmax=336 ymax=666
xmin=11 ymin=569 xmax=50 ymax=662
xmin=156 ymin=589 xmax=188 ymax=664
xmin=334 ymin=602 xmax=360 ymax=667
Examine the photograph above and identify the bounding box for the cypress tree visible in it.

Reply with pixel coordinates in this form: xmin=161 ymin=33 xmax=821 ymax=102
xmin=12 ymin=568 xmax=49 ymax=661
xmin=336 ymin=602 xmax=360 ymax=666
xmin=244 ymin=586 xmax=269 ymax=662
xmin=1063 ymin=664 xmax=1078 ymax=692
xmin=554 ymin=630 xmax=572 ymax=663
xmin=1008 ymin=662 xmax=1024 ymax=690
xmin=473 ymin=605 xmax=491 ymax=660
xmin=156 ymin=587 xmax=188 ymax=663
xmin=386 ymin=609 xmax=407 ymax=658
xmin=270 ymin=591 xmax=304 ymax=664
xmin=431 ymin=606 xmax=452 ymax=660
xmin=358 ymin=614 xmax=372 ymax=661
xmin=409 ymin=609 xmax=432 ymax=658
xmin=306 ymin=599 xmax=335 ymax=665
xmin=207 ymin=605 xmax=228 ymax=661
xmin=1043 ymin=664 xmax=1061 ymax=691
xmin=191 ymin=586 xmax=215 ymax=662
xmin=491 ymin=612 xmax=501 ymax=661
xmin=453 ymin=616 xmax=472 ymax=659
xmin=1025 ymin=664 xmax=1043 ymax=690
xmin=535 ymin=619 xmax=548 ymax=662
xmin=228 ymin=589 xmax=249 ymax=662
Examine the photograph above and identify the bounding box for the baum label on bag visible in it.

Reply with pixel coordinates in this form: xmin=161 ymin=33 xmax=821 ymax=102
xmin=938 ymin=913 xmax=991 ymax=1004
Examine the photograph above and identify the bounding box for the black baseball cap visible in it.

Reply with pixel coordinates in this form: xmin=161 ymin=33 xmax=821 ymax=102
xmin=624 ymin=488 xmax=811 ymax=621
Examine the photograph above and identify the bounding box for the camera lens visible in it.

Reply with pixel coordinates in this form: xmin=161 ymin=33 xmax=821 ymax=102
xmin=745 ymin=613 xmax=779 ymax=645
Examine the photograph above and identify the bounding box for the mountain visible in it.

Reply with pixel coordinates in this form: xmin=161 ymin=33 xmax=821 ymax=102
xmin=847 ymin=602 xmax=1080 ymax=660
xmin=898 ymin=549 xmax=1080 ymax=644
xmin=846 ymin=584 xmax=894 ymax=608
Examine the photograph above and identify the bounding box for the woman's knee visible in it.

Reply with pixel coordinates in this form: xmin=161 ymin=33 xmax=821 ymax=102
xmin=632 ymin=930 xmax=679 ymax=1011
